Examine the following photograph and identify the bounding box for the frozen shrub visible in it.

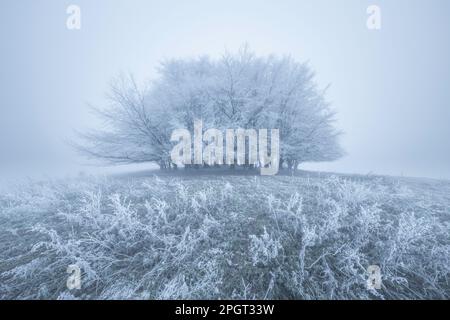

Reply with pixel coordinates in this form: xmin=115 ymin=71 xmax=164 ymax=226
xmin=0 ymin=174 xmax=449 ymax=299
xmin=249 ymin=227 xmax=281 ymax=267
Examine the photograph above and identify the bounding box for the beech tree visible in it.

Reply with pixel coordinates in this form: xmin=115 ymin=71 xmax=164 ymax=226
xmin=76 ymin=48 xmax=344 ymax=171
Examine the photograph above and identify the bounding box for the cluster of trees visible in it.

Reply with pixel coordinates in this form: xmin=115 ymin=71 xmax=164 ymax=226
xmin=76 ymin=48 xmax=344 ymax=171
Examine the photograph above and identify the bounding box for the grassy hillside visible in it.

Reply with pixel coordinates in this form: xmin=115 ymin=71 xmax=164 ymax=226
xmin=0 ymin=171 xmax=449 ymax=299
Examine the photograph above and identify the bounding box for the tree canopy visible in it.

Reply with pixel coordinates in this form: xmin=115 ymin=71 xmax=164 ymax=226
xmin=76 ymin=48 xmax=344 ymax=171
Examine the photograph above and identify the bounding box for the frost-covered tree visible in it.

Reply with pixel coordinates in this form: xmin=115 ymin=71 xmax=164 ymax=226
xmin=76 ymin=48 xmax=344 ymax=170
xmin=74 ymin=74 xmax=176 ymax=169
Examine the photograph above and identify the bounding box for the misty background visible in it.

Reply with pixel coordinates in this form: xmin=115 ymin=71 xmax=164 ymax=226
xmin=1 ymin=0 xmax=449 ymax=179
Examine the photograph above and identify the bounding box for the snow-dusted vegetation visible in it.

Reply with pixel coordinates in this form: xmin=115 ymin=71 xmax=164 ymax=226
xmin=0 ymin=172 xmax=449 ymax=299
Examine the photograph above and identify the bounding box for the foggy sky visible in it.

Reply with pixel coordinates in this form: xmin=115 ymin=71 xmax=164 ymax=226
xmin=1 ymin=0 xmax=450 ymax=179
